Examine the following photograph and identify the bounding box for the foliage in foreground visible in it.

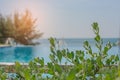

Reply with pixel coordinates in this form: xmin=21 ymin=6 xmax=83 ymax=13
xmin=0 ymin=22 xmax=120 ymax=80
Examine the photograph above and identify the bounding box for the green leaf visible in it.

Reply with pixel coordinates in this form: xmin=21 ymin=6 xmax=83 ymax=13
xmin=70 ymin=51 xmax=74 ymax=59
xmin=103 ymin=46 xmax=109 ymax=55
xmin=49 ymin=54 xmax=55 ymax=62
xmin=66 ymin=69 xmax=76 ymax=80
xmin=115 ymin=55 xmax=119 ymax=61
xmin=92 ymin=22 xmax=99 ymax=34
xmin=15 ymin=61 xmax=21 ymax=68
xmin=96 ymin=56 xmax=103 ymax=67
xmin=106 ymin=41 xmax=112 ymax=49
xmin=34 ymin=57 xmax=44 ymax=66
xmin=57 ymin=50 xmax=62 ymax=63
xmin=49 ymin=37 xmax=55 ymax=47
xmin=104 ymin=74 xmax=112 ymax=80
xmin=106 ymin=59 xmax=110 ymax=65
xmin=34 ymin=57 xmax=45 ymax=67
xmin=76 ymin=50 xmax=84 ymax=60
xmin=84 ymin=41 xmax=89 ymax=47
xmin=50 ymin=46 xmax=55 ymax=54
xmin=47 ymin=62 xmax=54 ymax=74
xmin=61 ymin=49 xmax=66 ymax=57
xmin=74 ymin=56 xmax=80 ymax=64
xmin=94 ymin=35 xmax=100 ymax=42
xmin=55 ymin=64 xmax=62 ymax=74
xmin=29 ymin=61 xmax=37 ymax=69
xmin=83 ymin=41 xmax=90 ymax=50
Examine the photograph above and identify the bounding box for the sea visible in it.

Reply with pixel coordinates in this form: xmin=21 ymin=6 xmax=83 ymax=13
xmin=0 ymin=38 xmax=119 ymax=63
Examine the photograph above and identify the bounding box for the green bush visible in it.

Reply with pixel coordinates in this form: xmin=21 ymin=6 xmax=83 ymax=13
xmin=0 ymin=22 xmax=119 ymax=80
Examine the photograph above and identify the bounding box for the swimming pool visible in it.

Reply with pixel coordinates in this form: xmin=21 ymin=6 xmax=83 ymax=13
xmin=0 ymin=38 xmax=119 ymax=63
xmin=0 ymin=46 xmax=34 ymax=63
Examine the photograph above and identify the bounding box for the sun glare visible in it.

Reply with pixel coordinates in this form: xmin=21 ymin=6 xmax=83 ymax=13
xmin=14 ymin=1 xmax=46 ymax=32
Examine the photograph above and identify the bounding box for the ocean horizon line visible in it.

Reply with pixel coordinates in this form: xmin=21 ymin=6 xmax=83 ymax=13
xmin=39 ymin=37 xmax=119 ymax=40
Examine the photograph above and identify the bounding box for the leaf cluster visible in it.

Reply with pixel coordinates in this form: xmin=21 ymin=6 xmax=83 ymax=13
xmin=0 ymin=22 xmax=119 ymax=80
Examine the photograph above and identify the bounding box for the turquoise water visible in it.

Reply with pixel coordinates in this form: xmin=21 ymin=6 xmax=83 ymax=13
xmin=0 ymin=38 xmax=119 ymax=63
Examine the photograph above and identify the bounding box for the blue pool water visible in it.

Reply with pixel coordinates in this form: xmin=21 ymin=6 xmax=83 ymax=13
xmin=0 ymin=38 xmax=119 ymax=63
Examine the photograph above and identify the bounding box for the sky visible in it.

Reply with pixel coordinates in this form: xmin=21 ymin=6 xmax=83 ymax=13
xmin=0 ymin=0 xmax=120 ymax=38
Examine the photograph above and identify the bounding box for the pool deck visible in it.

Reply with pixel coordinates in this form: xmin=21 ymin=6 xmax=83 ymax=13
xmin=0 ymin=44 xmax=11 ymax=47
xmin=0 ymin=62 xmax=28 ymax=66
xmin=0 ymin=62 xmax=29 ymax=72
xmin=0 ymin=62 xmax=73 ymax=73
